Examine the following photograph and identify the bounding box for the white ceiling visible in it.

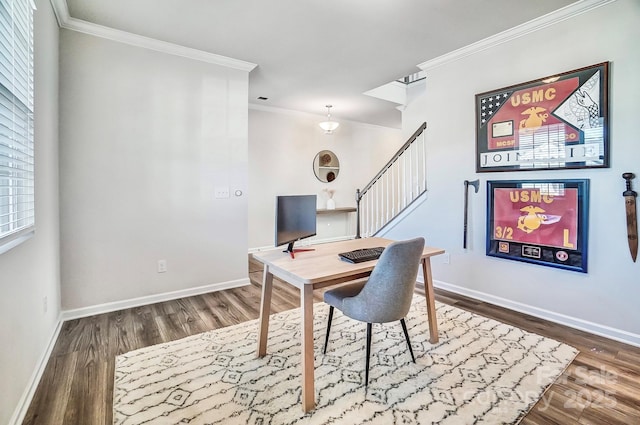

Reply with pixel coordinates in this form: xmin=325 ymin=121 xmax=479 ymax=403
xmin=64 ymin=0 xmax=578 ymax=128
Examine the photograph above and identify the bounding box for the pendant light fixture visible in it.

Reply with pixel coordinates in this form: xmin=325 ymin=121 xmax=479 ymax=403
xmin=318 ymin=105 xmax=339 ymax=134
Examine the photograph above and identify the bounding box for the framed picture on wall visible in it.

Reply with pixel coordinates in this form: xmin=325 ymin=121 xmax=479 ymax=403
xmin=476 ymin=62 xmax=609 ymax=172
xmin=486 ymin=179 xmax=589 ymax=273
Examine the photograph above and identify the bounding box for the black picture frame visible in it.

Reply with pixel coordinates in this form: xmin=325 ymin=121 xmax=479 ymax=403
xmin=486 ymin=179 xmax=589 ymax=273
xmin=476 ymin=62 xmax=609 ymax=172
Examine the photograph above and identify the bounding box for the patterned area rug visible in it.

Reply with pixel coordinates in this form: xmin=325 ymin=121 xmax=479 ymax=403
xmin=113 ymin=296 xmax=577 ymax=424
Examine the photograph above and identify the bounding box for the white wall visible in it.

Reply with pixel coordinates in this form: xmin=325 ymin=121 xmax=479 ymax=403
xmin=392 ymin=0 xmax=640 ymax=342
xmin=0 ymin=1 xmax=60 ymax=423
xmin=59 ymin=31 xmax=250 ymax=310
xmin=248 ymin=106 xmax=403 ymax=249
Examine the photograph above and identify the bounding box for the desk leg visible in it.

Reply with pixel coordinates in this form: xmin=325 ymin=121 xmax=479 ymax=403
xmin=300 ymin=284 xmax=315 ymax=412
xmin=257 ymin=266 xmax=274 ymax=357
xmin=421 ymin=257 xmax=439 ymax=344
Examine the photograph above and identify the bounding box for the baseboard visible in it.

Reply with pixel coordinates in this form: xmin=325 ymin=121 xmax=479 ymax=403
xmin=9 ymin=316 xmax=64 ymax=425
xmin=9 ymin=278 xmax=250 ymax=423
xmin=61 ymin=278 xmax=250 ymax=321
xmin=424 ymin=278 xmax=640 ymax=348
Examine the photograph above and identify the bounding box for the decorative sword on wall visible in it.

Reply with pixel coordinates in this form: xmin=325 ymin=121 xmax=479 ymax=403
xmin=463 ymin=179 xmax=479 ymax=249
xmin=622 ymin=172 xmax=638 ymax=262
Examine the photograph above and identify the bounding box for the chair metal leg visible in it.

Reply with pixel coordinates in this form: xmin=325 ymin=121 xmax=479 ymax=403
xmin=365 ymin=323 xmax=372 ymax=387
xmin=400 ymin=318 xmax=415 ymax=363
xmin=323 ymin=306 xmax=334 ymax=354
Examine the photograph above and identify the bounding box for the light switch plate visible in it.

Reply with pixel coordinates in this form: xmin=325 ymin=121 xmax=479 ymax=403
xmin=214 ymin=187 xmax=230 ymax=199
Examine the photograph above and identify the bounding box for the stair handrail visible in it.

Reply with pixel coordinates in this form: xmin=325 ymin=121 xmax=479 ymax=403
xmin=355 ymin=122 xmax=427 ymax=238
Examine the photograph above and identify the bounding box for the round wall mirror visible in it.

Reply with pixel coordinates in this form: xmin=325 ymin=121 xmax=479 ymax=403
xmin=313 ymin=150 xmax=340 ymax=183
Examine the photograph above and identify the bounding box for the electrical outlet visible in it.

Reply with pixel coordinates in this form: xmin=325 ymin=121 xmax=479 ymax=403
xmin=157 ymin=259 xmax=167 ymax=273
xmin=43 ymin=296 xmax=48 ymax=313
xmin=442 ymin=253 xmax=450 ymax=264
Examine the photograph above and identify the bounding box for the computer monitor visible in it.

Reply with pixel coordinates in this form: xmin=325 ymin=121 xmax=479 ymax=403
xmin=275 ymin=194 xmax=317 ymax=258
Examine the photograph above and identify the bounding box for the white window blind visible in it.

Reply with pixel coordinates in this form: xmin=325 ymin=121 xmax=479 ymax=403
xmin=0 ymin=0 xmax=35 ymax=251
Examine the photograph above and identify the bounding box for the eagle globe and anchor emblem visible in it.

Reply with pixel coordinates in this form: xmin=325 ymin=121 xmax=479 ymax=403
xmin=517 ymin=205 xmax=560 ymax=234
xmin=519 ymin=106 xmax=549 ymax=131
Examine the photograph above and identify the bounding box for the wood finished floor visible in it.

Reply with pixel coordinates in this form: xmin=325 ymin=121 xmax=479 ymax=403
xmin=22 ymin=257 xmax=640 ymax=424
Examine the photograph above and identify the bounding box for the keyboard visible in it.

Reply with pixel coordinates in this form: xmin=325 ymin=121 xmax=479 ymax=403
xmin=338 ymin=247 xmax=385 ymax=263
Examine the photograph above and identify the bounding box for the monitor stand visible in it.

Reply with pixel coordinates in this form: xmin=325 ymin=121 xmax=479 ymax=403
xmin=284 ymin=242 xmax=315 ymax=259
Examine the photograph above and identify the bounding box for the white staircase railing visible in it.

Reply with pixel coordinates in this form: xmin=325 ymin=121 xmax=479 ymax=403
xmin=356 ymin=122 xmax=428 ymax=238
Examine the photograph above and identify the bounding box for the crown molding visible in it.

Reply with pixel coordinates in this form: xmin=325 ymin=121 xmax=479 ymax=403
xmin=417 ymin=0 xmax=616 ymax=72
xmin=48 ymin=0 xmax=257 ymax=72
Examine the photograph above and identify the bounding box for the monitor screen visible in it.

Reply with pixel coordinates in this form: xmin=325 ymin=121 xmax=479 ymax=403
xmin=275 ymin=195 xmax=317 ymax=249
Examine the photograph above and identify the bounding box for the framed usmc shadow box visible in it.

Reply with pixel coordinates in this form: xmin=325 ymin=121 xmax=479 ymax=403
xmin=476 ymin=62 xmax=609 ymax=172
xmin=486 ymin=179 xmax=589 ymax=273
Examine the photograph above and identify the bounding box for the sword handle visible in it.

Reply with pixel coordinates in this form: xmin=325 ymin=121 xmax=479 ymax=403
xmin=623 ymin=173 xmax=637 ymax=197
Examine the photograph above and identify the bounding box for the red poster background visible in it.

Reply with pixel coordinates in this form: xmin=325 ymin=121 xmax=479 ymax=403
xmin=488 ymin=78 xmax=579 ymax=150
xmin=492 ymin=188 xmax=578 ymax=249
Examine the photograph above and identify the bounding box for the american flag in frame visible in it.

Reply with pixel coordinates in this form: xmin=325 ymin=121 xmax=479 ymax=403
xmin=475 ymin=62 xmax=609 ymax=173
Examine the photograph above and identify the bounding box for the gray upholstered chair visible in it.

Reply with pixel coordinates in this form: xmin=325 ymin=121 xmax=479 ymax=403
xmin=322 ymin=237 xmax=425 ymax=387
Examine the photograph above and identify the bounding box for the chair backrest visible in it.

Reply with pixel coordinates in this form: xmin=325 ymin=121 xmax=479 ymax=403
xmin=342 ymin=237 xmax=425 ymax=323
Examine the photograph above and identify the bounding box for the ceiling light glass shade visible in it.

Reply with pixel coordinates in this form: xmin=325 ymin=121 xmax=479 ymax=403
xmin=319 ymin=120 xmax=339 ymax=133
xmin=319 ymin=105 xmax=339 ymax=134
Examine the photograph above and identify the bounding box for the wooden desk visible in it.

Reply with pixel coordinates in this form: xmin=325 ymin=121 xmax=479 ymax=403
xmin=252 ymin=237 xmax=445 ymax=412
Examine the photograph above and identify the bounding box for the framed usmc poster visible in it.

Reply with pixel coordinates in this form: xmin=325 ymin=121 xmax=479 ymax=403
xmin=486 ymin=179 xmax=589 ymax=273
xmin=476 ymin=63 xmax=609 ymax=172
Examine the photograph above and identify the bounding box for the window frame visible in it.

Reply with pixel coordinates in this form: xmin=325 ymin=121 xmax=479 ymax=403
xmin=0 ymin=0 xmax=36 ymax=254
